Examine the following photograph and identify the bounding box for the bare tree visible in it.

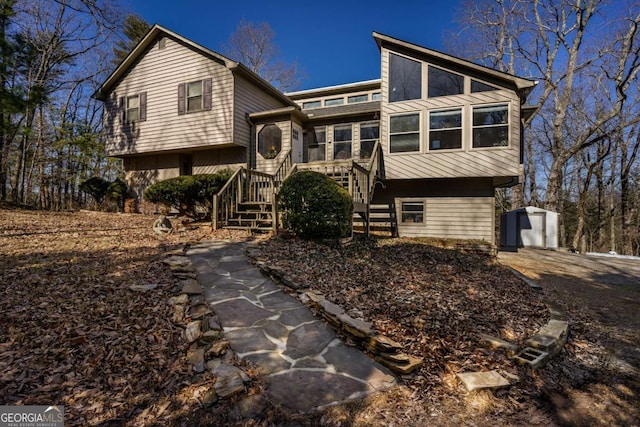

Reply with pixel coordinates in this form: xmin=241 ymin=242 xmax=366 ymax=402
xmin=222 ymin=19 xmax=301 ymax=91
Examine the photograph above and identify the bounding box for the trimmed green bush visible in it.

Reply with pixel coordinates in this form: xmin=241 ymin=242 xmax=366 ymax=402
xmin=143 ymin=170 xmax=232 ymax=219
xmin=278 ymin=171 xmax=353 ymax=240
xmin=80 ymin=177 xmax=110 ymax=206
xmin=106 ymin=178 xmax=128 ymax=212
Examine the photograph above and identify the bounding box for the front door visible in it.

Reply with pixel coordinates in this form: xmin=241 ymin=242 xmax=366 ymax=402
xmin=292 ymin=123 xmax=303 ymax=163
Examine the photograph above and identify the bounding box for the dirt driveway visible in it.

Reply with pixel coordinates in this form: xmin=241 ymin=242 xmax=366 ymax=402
xmin=498 ymin=248 xmax=640 ymax=426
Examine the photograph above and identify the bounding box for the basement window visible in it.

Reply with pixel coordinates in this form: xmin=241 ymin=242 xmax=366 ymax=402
xmin=401 ymin=201 xmax=424 ymax=223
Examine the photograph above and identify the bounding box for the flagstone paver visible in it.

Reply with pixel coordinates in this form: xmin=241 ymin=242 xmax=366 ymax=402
xmin=185 ymin=240 xmax=396 ymax=414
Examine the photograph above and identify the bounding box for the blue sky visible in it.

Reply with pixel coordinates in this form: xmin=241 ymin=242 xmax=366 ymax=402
xmin=125 ymin=0 xmax=459 ymax=90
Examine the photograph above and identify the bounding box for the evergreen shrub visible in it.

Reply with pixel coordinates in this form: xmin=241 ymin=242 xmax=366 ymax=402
xmin=278 ymin=171 xmax=352 ymax=240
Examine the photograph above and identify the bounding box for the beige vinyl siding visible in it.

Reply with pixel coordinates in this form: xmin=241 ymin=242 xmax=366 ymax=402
xmin=123 ymin=148 xmax=245 ymax=200
xmin=397 ymin=196 xmax=494 ymax=242
xmin=233 ymin=75 xmax=288 ymax=145
xmin=105 ymin=36 xmax=235 ymax=156
xmin=380 ymin=47 xmax=521 ymax=180
xmin=255 ymin=121 xmax=291 ymax=174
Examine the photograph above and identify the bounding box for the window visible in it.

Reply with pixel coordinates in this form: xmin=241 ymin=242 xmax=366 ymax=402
xmin=126 ymin=95 xmax=139 ymax=122
xmin=389 ymin=113 xmax=420 ymax=153
xmin=359 ymin=122 xmax=379 ymax=159
xmin=333 ymin=124 xmax=352 ymax=159
xmin=308 ymin=126 xmax=326 ymax=161
xmin=401 ymin=201 xmax=424 ymax=223
xmin=177 ymin=79 xmax=211 ymax=115
xmin=121 ymin=92 xmax=146 ymax=123
xmin=428 ymin=66 xmax=464 ymax=98
xmin=348 ymin=94 xmax=368 ymax=104
xmin=325 ymin=97 xmax=344 ymax=107
xmin=187 ymin=81 xmax=203 ymax=112
xmin=473 ymin=104 xmax=509 ymax=148
xmin=389 ymin=53 xmax=422 ymax=102
xmin=372 ymin=92 xmax=381 ymax=101
xmin=471 ymin=79 xmax=497 ymax=93
xmin=303 ymin=100 xmax=321 ymax=109
xmin=258 ymin=124 xmax=282 ymax=159
xmin=429 ymin=109 xmax=462 ymax=150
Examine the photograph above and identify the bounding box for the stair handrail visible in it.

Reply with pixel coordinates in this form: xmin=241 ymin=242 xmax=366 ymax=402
xmin=366 ymin=140 xmax=383 ymax=202
xmin=212 ymin=167 xmax=245 ymax=230
xmin=272 ymin=149 xmax=292 ymax=193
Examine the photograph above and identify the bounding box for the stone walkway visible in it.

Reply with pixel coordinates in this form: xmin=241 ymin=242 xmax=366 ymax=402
xmin=185 ymin=240 xmax=396 ymax=414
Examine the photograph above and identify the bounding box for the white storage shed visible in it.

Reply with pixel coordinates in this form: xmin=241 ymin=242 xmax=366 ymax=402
xmin=500 ymin=206 xmax=559 ymax=250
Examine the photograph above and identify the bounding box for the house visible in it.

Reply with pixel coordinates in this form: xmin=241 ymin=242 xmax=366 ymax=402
xmin=93 ymin=25 xmax=536 ymax=246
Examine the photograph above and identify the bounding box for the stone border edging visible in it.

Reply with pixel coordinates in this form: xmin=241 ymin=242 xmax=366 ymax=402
xmin=162 ymin=251 xmax=256 ymax=406
xmin=246 ymin=246 xmax=423 ymax=375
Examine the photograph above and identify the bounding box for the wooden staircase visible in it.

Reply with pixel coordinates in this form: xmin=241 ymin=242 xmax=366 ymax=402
xmin=213 ymin=142 xmax=389 ymax=234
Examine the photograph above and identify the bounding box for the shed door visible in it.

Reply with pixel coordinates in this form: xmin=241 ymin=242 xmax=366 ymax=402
xmin=519 ymin=212 xmax=545 ymax=247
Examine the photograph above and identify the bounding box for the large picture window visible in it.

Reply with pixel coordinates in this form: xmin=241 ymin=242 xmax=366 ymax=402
xmin=428 ymin=66 xmax=464 ymax=98
xmin=473 ymin=104 xmax=509 ymax=148
xmin=333 ymin=124 xmax=352 ymax=159
xmin=359 ymin=122 xmax=379 ymax=159
xmin=429 ymin=109 xmax=462 ymax=150
xmin=389 ymin=53 xmax=422 ymax=102
xmin=258 ymin=124 xmax=282 ymax=159
xmin=390 ymin=113 xmax=420 ymax=153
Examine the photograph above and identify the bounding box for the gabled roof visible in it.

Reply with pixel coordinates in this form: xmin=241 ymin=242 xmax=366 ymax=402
xmin=373 ymin=32 xmax=537 ymax=96
xmin=92 ymin=24 xmax=295 ymax=107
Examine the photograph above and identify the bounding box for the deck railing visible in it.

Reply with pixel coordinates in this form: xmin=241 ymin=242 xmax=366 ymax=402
xmin=213 ymin=167 xmax=244 ymax=230
xmin=213 ymin=142 xmax=384 ymax=231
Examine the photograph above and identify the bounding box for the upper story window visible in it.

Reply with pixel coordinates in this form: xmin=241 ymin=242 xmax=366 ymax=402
xmin=333 ymin=124 xmax=352 ymax=159
xmin=348 ymin=94 xmax=368 ymax=104
xmin=120 ymin=92 xmax=146 ymax=123
xmin=302 ymin=100 xmax=321 ymax=109
xmin=325 ymin=97 xmax=344 ymax=107
xmin=177 ymin=78 xmax=212 ymax=115
xmin=359 ymin=122 xmax=379 ymax=159
xmin=372 ymin=92 xmax=381 ymax=101
xmin=389 ymin=113 xmax=420 ymax=153
xmin=389 ymin=53 xmax=422 ymax=102
xmin=126 ymin=95 xmax=139 ymax=122
xmin=473 ymin=104 xmax=509 ymax=148
xmin=428 ymin=66 xmax=464 ymax=98
xmin=258 ymin=124 xmax=282 ymax=159
xmin=429 ymin=109 xmax=462 ymax=150
xmin=471 ymin=79 xmax=498 ymax=93
xmin=187 ymin=81 xmax=203 ymax=112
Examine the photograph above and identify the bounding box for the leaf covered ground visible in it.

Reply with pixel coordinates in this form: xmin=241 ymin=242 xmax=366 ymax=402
xmin=1 ymin=209 xmax=637 ymax=426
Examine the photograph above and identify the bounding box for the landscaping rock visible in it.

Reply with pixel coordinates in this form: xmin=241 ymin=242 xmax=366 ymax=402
xmin=184 ymin=320 xmax=202 ymax=343
xmin=163 ymin=255 xmax=190 ymax=268
xmin=173 ymin=304 xmax=185 ymax=323
xmin=169 ymin=294 xmax=189 ymax=306
xmin=200 ymin=330 xmax=224 ymax=344
xmin=190 ymin=304 xmax=211 ymax=320
xmin=180 ymin=279 xmax=202 ymax=295
xmin=211 ymin=363 xmax=246 ymax=398
xmin=128 ymin=283 xmax=158 ymax=292
xmin=477 ymin=333 xmax=519 ymax=357
xmin=338 ymin=313 xmax=373 ymax=338
xmin=377 ymin=354 xmax=423 ymax=374
xmin=457 ymin=371 xmax=511 ymax=392
xmin=208 ymin=340 xmax=229 ymax=357
xmin=187 ymin=348 xmax=205 ymax=372
xmin=367 ymin=335 xmax=403 ymax=353
xmin=201 ymin=387 xmax=218 ymax=407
